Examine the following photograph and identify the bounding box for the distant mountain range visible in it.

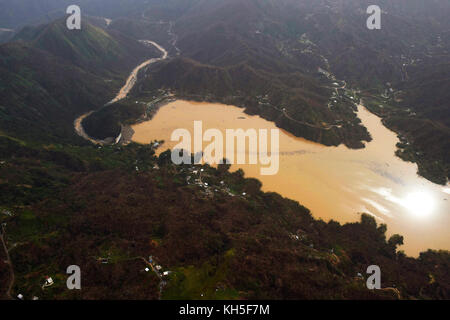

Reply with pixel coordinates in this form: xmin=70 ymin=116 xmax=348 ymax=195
xmin=132 ymin=0 xmax=450 ymax=183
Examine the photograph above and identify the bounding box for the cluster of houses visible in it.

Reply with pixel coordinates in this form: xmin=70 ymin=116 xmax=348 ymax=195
xmin=134 ymin=158 xmax=160 ymax=173
xmin=256 ymin=94 xmax=270 ymax=106
xmin=184 ymin=166 xmax=247 ymax=199
xmin=320 ymin=70 xmax=355 ymax=113
xmin=140 ymin=90 xmax=174 ymax=118
xmin=146 ymin=256 xmax=171 ymax=278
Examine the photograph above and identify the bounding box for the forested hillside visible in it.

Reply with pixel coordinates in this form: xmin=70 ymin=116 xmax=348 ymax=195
xmin=1 ymin=136 xmax=449 ymax=300
xmin=0 ymin=19 xmax=160 ymax=144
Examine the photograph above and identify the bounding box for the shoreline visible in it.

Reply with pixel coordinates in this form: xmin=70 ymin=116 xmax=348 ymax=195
xmin=130 ymin=99 xmax=450 ymax=256
xmin=120 ymin=97 xmax=177 ymax=145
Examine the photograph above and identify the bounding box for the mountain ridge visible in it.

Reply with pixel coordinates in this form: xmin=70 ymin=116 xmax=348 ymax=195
xmin=0 ymin=19 xmax=160 ymax=144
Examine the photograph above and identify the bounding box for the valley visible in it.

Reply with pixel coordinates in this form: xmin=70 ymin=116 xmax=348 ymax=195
xmin=74 ymin=40 xmax=169 ymax=144
xmin=73 ymin=33 xmax=448 ymax=257
xmin=0 ymin=0 xmax=449 ymax=301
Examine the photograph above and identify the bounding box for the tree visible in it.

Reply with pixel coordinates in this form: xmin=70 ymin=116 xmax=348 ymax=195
xmin=360 ymin=213 xmax=377 ymax=229
xmin=388 ymin=234 xmax=404 ymax=251
xmin=157 ymin=150 xmax=172 ymax=166
xmin=218 ymin=158 xmax=231 ymax=175
xmin=377 ymin=223 xmax=387 ymax=235
xmin=377 ymin=223 xmax=388 ymax=241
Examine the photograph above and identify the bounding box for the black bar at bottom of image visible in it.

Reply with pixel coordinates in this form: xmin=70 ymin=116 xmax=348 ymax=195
xmin=0 ymin=300 xmax=444 ymax=318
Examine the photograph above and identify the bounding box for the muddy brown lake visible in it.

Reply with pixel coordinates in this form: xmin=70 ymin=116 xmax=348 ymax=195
xmin=131 ymin=100 xmax=450 ymax=256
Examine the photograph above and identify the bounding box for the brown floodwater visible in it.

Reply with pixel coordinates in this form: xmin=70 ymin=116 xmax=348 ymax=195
xmin=131 ymin=100 xmax=450 ymax=256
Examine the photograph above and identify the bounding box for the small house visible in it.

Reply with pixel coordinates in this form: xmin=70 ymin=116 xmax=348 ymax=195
xmin=45 ymin=277 xmax=54 ymax=286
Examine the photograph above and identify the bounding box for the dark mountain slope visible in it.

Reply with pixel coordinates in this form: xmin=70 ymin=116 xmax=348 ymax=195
xmin=0 ymin=42 xmax=113 ymax=143
xmin=0 ymin=29 xmax=14 ymax=44
xmin=13 ymin=19 xmax=159 ymax=76
xmin=0 ymin=19 xmax=159 ymax=144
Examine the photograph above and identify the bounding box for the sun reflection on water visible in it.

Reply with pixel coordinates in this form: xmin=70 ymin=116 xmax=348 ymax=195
xmin=400 ymin=191 xmax=436 ymax=218
xmin=367 ymin=187 xmax=437 ymax=219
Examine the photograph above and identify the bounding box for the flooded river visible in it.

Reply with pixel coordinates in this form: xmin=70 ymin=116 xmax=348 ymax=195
xmin=131 ymin=100 xmax=450 ymax=256
xmin=74 ymin=40 xmax=168 ymax=143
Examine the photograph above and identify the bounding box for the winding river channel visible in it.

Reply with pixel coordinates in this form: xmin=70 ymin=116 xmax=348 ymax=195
xmin=73 ymin=40 xmax=168 ymax=144
xmin=74 ymin=41 xmax=449 ymax=256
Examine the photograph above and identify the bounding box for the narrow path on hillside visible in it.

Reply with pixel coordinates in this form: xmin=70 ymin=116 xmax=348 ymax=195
xmin=138 ymin=257 xmax=166 ymax=300
xmin=168 ymin=21 xmax=181 ymax=56
xmin=268 ymin=104 xmax=343 ymax=130
xmin=1 ymin=224 xmax=14 ymax=300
